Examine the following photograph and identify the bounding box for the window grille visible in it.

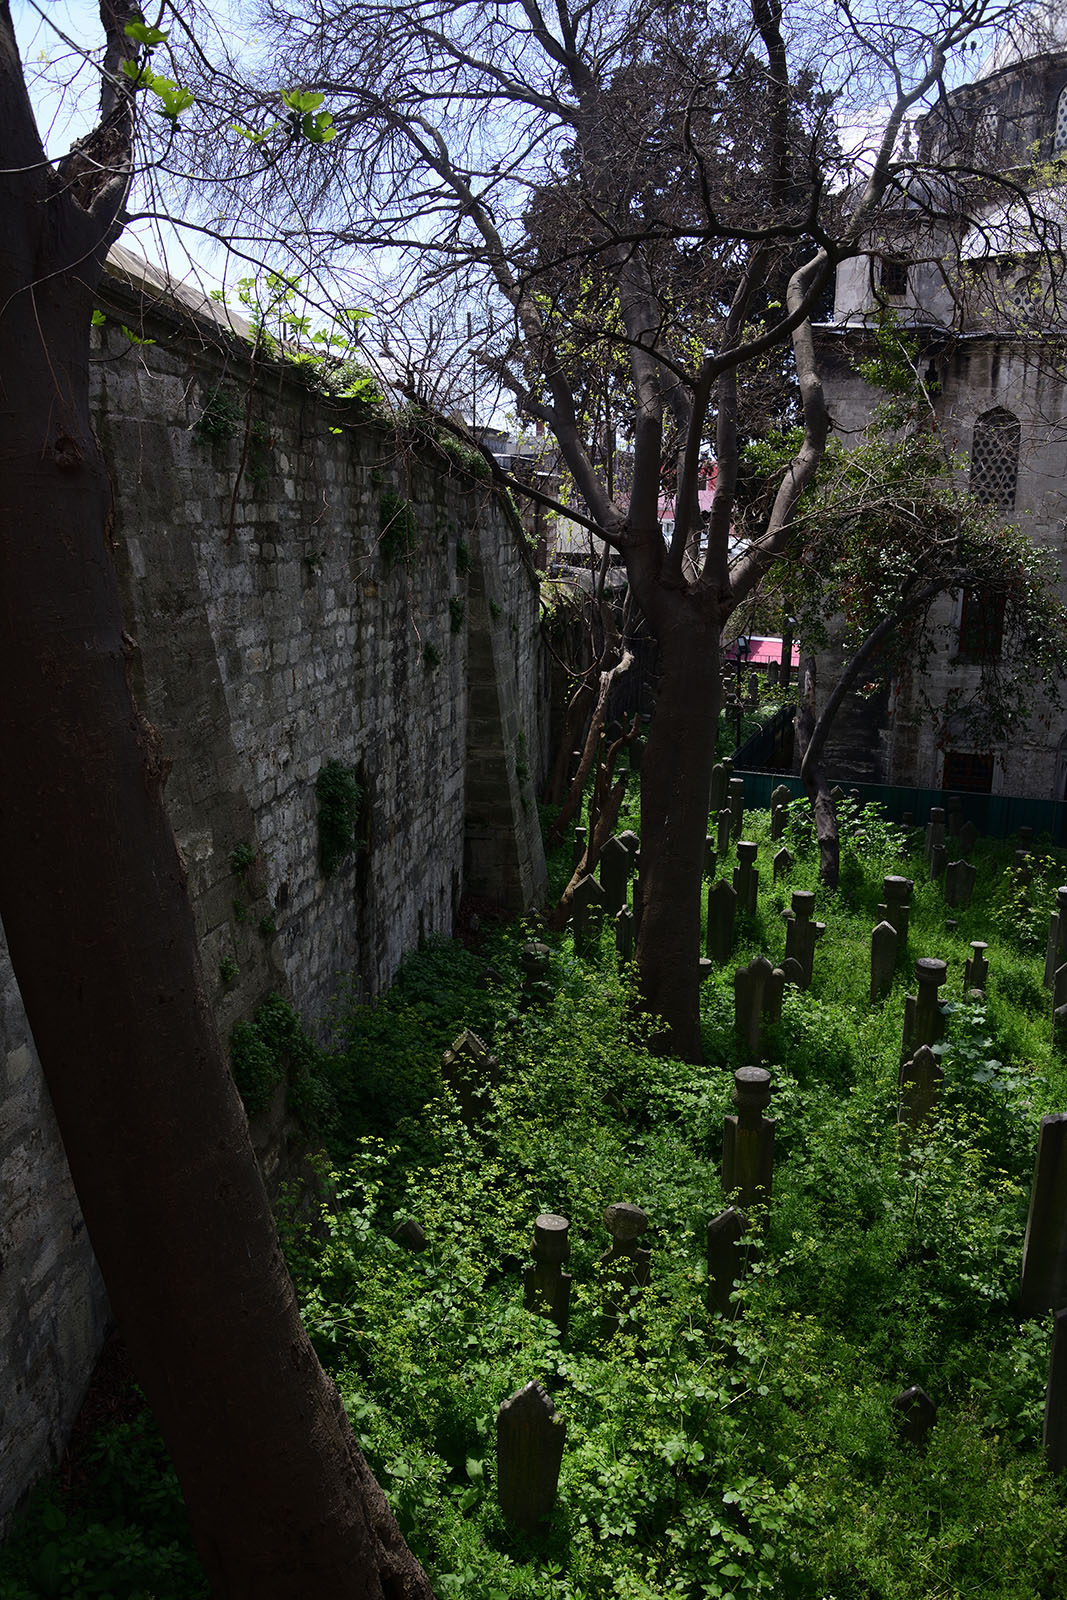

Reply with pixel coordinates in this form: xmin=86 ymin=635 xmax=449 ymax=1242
xmin=957 ymin=588 xmax=1006 ymax=660
xmin=878 ymin=257 xmax=908 ymax=298
xmin=969 ymin=407 xmax=1020 ymax=511
xmin=942 ymin=750 xmax=994 ymax=793
xmin=1056 ymin=85 xmax=1067 ymax=152
xmin=974 ymin=106 xmax=1000 ymax=162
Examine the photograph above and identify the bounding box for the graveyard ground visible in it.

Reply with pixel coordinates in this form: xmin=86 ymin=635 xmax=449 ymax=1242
xmin=2 ymin=796 xmax=1066 ymax=1599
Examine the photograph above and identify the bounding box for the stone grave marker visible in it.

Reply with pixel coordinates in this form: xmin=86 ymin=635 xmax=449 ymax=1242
xmin=893 ymin=1385 xmax=937 ymax=1446
xmin=704 ymin=837 xmax=716 ymax=878
xmin=746 ymin=672 xmax=760 ymax=705
xmin=441 ymin=1028 xmax=499 ymax=1125
xmin=964 ymin=941 xmax=989 ymax=992
xmin=882 ymin=876 xmax=914 ymax=944
xmin=716 ymin=806 xmax=732 ymax=855
xmin=924 ymin=807 xmax=946 ymax=868
xmin=767 ymin=659 xmax=780 ymax=687
xmin=629 ymin=736 xmax=645 ymax=773
xmin=930 ymin=841 xmax=948 ymax=880
xmin=571 ymin=874 xmax=605 ymax=956
xmin=1018 ymin=825 xmax=1034 ymax=851
xmin=618 ymin=828 xmax=639 ymax=864
xmin=600 ymin=1201 xmax=651 ymax=1334
xmin=1019 ymin=1114 xmax=1067 ymax=1317
xmin=770 ymin=783 xmax=791 ymax=841
xmin=781 ymin=890 xmax=825 ymax=989
xmin=615 ymin=907 xmax=634 ymax=969
xmin=599 ymin=835 xmax=631 ymax=914
xmin=943 ymin=859 xmax=976 ymax=908
xmin=710 ymin=762 xmax=729 ymax=814
xmin=733 ymin=956 xmax=783 ymax=1057
xmin=572 ymin=825 xmax=587 ymax=872
xmin=900 ymin=958 xmax=948 ymax=1063
xmin=870 ymin=920 xmax=897 ymax=1004
xmin=728 ymin=777 xmax=746 ymax=840
xmin=733 ymin=841 xmax=759 ymax=918
xmin=519 ymin=941 xmax=551 ymax=1009
xmin=1044 ymin=888 xmax=1067 ymax=988
xmin=1044 ymin=1308 xmax=1067 ymax=1474
xmin=772 ymin=846 xmax=794 ymax=882
xmin=899 ymin=1043 xmax=944 ymax=1131
xmin=391 ymin=1218 xmax=427 ymax=1252
xmin=780 ymin=954 xmax=805 ymax=987
xmin=706 ymin=1208 xmax=749 ymax=1321
xmin=707 ymin=878 xmax=737 ymax=965
xmin=523 ymin=1213 xmax=572 ymax=1334
xmin=830 ymin=784 xmax=845 ymax=803
xmin=722 ymin=1066 xmax=775 ymax=1209
xmin=1054 ymin=1004 xmax=1067 ymax=1056
xmin=959 ymin=818 xmax=978 ymax=858
xmin=496 ymin=1381 xmax=566 ymax=1531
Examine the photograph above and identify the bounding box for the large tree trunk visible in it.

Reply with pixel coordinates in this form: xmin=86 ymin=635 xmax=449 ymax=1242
xmin=1 ymin=15 xmax=433 ymax=1596
xmin=634 ymin=612 xmax=721 ymax=1063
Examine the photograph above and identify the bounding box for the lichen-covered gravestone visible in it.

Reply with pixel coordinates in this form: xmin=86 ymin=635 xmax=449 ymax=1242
xmin=523 ymin=1213 xmax=572 ymax=1335
xmin=441 ymin=1028 xmax=499 ymax=1125
xmin=706 ymin=1206 xmax=749 ymax=1319
xmin=722 ymin=1066 xmax=775 ymax=1209
xmin=496 ymin=1381 xmax=566 ymax=1531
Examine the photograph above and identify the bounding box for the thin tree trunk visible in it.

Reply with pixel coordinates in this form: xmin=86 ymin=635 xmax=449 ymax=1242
xmin=547 ymin=647 xmax=633 ymax=847
xmin=794 ymin=653 xmax=840 ymax=890
xmin=548 ymin=717 xmax=636 ymax=929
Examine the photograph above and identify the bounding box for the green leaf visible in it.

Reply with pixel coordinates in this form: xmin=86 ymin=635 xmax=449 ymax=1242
xmin=282 ymin=88 xmax=325 ymax=113
xmin=123 ymin=20 xmax=168 ymax=46
xmin=90 ymin=308 xmax=106 ymax=326
xmin=302 ymin=110 xmax=336 ymax=144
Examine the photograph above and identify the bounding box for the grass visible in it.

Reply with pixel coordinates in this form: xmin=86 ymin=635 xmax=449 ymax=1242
xmin=2 ymin=791 xmax=1066 ymax=1598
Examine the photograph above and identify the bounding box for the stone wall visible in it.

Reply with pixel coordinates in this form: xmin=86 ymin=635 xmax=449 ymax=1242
xmin=0 ymin=261 xmax=547 ymax=1533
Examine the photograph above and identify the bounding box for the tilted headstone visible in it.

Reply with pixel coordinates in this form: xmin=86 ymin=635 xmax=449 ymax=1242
xmin=900 ymin=958 xmax=948 ymax=1063
xmin=496 ymin=1381 xmax=566 ymax=1531
xmin=722 ymin=1066 xmax=775 ymax=1209
xmin=733 ymin=841 xmax=759 ymax=918
xmin=781 ymin=890 xmax=825 ymax=989
xmin=1044 ymin=1308 xmax=1067 ymax=1474
xmin=959 ymin=819 xmax=979 ymax=858
xmin=728 ymin=776 xmax=746 ymax=841
xmin=572 ymin=825 xmax=587 ymax=872
xmin=947 ymin=796 xmax=962 ymax=838
xmin=772 ymin=846 xmax=794 ymax=882
xmin=780 ymin=954 xmax=805 ymax=987
xmin=391 ymin=1218 xmax=427 ymax=1252
xmin=1044 ymin=888 xmax=1067 ymax=989
xmin=615 ymin=906 xmax=635 ymax=969
xmin=770 ymin=783 xmax=792 ymax=813
xmin=733 ymin=955 xmax=780 ymax=1056
xmin=1019 ymin=1114 xmax=1067 ymax=1317
xmin=882 ymin=876 xmax=914 ymax=945
xmin=523 ymin=1213 xmax=572 ymax=1334
xmin=924 ymin=807 xmax=947 ymax=868
xmin=870 ymin=920 xmax=898 ymax=1004
xmin=441 ymin=1029 xmax=499 ymax=1125
xmin=943 ymin=859 xmax=977 ymax=908
xmin=964 ymin=940 xmax=989 ymax=992
xmin=930 ymin=841 xmax=948 ymax=881
xmin=893 ymin=1385 xmax=937 ymax=1447
xmin=716 ymin=806 xmax=732 ymax=855
xmin=599 ymin=835 xmax=632 ymax=914
xmin=899 ymin=1043 xmax=944 ymax=1131
xmin=709 ymin=762 xmax=729 ymax=814
xmin=600 ymin=1201 xmax=651 ymax=1333
xmin=704 ymin=837 xmax=716 ymax=878
xmin=706 ymin=878 xmax=737 ymax=965
xmin=830 ymin=785 xmax=845 ymax=803
xmin=571 ymin=873 xmax=605 ymax=955
xmin=706 ymin=1208 xmax=749 ymax=1320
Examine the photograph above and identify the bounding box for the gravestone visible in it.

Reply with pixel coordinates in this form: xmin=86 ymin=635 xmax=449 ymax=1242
xmin=943 ymin=859 xmax=976 ymax=908
xmin=780 ymin=955 xmax=805 ymax=988
xmin=629 ymin=736 xmax=645 ymax=773
xmin=519 ymin=941 xmax=551 ymax=1010
xmin=496 ymin=1381 xmax=566 ymax=1531
xmin=870 ymin=920 xmax=897 ymax=1004
xmin=747 ymin=672 xmax=760 ymax=705
xmin=882 ymin=877 xmax=914 ymax=945
xmin=770 ymin=783 xmax=791 ymax=842
xmin=924 ymin=807 xmax=946 ymax=868
xmin=733 ymin=841 xmax=759 ymax=918
xmin=1019 ymin=1114 xmax=1067 ymax=1317
xmin=390 ymin=1218 xmax=427 ymax=1252
xmin=1019 ymin=825 xmax=1034 ymax=851
xmin=893 ymin=1385 xmax=937 ymax=1446
xmin=964 ymin=941 xmax=989 ymax=993
xmin=734 ymin=955 xmax=782 ymax=1057
xmin=600 ymin=1201 xmax=651 ymax=1333
xmin=707 ymin=878 xmax=737 ymax=964
xmin=772 ymin=846 xmax=794 ymax=882
xmin=728 ymin=777 xmax=746 ymax=841
xmin=1044 ymin=1308 xmax=1067 ymax=1474
xmin=709 ymin=762 xmax=729 ymax=814
xmin=704 ymin=838 xmax=716 ymax=878
xmin=722 ymin=1066 xmax=775 ymax=1209
xmin=929 ymin=841 xmax=948 ymax=881
xmin=1054 ymin=1004 xmax=1067 ymax=1057
xmin=900 ymin=958 xmax=948 ymax=1062
xmin=706 ymin=1206 xmax=749 ymax=1318
xmin=1044 ymin=888 xmax=1067 ymax=989
xmin=899 ymin=1043 xmax=944 ymax=1131
xmin=947 ymin=796 xmax=962 ymax=838
xmin=716 ymin=807 xmax=732 ymax=855
xmin=830 ymin=785 xmax=845 ymax=803
xmin=571 ymin=874 xmax=605 ymax=955
xmin=599 ymin=835 xmax=631 ymax=915
xmin=572 ymin=825 xmax=587 ymax=872
xmin=959 ymin=819 xmax=979 ymax=858
xmin=618 ymin=829 xmax=640 ymax=867
xmin=1014 ymin=848 xmax=1034 ymax=884
xmin=767 ymin=659 xmax=780 ymax=687
xmin=615 ymin=907 xmax=635 ymax=969
xmin=441 ymin=1029 xmax=499 ymax=1125
xmin=781 ymin=890 xmax=825 ymax=989
xmin=523 ymin=1213 xmax=572 ymax=1334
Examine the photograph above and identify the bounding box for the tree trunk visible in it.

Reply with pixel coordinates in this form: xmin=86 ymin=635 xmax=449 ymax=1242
xmin=634 ymin=613 xmax=722 ymax=1063
xmin=1 ymin=31 xmax=433 ymax=1598
xmin=795 ymin=654 xmax=840 ymax=890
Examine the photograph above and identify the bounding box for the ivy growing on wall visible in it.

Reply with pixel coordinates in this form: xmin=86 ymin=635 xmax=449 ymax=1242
xmin=316 ymin=759 xmax=364 ymax=877
xmin=378 ymin=489 xmax=418 ymax=566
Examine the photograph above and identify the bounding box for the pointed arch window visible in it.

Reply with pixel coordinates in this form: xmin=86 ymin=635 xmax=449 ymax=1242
xmin=969 ymin=406 xmax=1020 ymax=512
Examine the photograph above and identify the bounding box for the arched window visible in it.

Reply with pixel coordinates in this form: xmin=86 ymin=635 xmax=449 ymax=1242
xmin=974 ymin=105 xmax=1000 ymax=162
xmin=969 ymin=406 xmax=1020 ymax=512
xmin=1055 ymin=85 xmax=1067 ymax=152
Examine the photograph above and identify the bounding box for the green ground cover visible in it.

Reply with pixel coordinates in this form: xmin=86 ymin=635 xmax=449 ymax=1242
xmin=2 ymin=797 xmax=1066 ymax=1599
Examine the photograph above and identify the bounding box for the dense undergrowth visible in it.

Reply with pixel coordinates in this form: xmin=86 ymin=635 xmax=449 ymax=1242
xmin=3 ymin=794 xmax=1067 ymax=1599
